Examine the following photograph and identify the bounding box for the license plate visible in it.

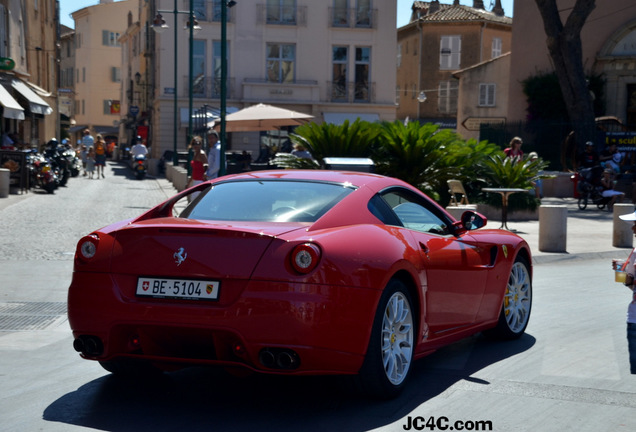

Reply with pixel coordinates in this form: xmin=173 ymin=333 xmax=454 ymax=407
xmin=136 ymin=277 xmax=220 ymax=301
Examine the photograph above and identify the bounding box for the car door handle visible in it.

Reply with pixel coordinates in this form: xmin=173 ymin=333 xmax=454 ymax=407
xmin=419 ymin=242 xmax=429 ymax=255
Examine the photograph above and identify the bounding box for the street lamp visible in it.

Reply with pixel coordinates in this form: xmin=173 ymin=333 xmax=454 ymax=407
xmin=219 ymin=0 xmax=237 ymax=176
xmin=152 ymin=1 xmax=200 ymax=166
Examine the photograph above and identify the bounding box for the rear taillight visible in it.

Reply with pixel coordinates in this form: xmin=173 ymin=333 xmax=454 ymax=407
xmin=290 ymin=243 xmax=321 ymax=274
xmin=78 ymin=234 xmax=99 ymax=260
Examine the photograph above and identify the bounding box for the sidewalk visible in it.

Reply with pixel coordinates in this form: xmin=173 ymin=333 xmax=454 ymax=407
xmin=502 ymin=197 xmax=634 ymax=264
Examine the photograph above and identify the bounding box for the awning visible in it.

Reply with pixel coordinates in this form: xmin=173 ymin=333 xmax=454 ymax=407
xmin=0 ymin=84 xmax=25 ymax=120
xmin=94 ymin=126 xmax=119 ymax=135
xmin=68 ymin=125 xmax=88 ymax=133
xmin=11 ymin=79 xmax=53 ymax=115
xmin=323 ymin=112 xmax=379 ymax=125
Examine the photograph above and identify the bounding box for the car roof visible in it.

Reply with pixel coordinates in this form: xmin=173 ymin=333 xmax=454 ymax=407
xmin=215 ymin=169 xmax=399 ymax=190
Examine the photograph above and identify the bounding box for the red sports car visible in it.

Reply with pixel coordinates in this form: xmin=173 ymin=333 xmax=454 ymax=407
xmin=68 ymin=170 xmax=532 ymax=398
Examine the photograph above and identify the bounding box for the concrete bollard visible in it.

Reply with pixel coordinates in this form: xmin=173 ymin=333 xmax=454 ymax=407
xmin=613 ymin=203 xmax=634 ymax=248
xmin=539 ymin=205 xmax=567 ymax=252
xmin=0 ymin=168 xmax=10 ymax=198
xmin=444 ymin=205 xmax=477 ymax=220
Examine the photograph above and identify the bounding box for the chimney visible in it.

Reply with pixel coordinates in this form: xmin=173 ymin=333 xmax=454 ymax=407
xmin=473 ymin=0 xmax=485 ymax=9
xmin=492 ymin=0 xmax=505 ymax=16
xmin=429 ymin=0 xmax=440 ymax=14
xmin=453 ymin=0 xmax=460 ymax=5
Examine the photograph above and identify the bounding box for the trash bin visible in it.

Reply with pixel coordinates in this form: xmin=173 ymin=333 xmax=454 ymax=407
xmin=0 ymin=168 xmax=10 ymax=198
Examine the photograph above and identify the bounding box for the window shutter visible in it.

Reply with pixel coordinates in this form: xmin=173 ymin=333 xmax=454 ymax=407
xmin=451 ymin=36 xmax=461 ymax=69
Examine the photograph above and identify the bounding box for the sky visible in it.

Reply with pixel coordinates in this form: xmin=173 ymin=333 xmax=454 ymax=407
xmin=60 ymin=0 xmax=515 ymax=29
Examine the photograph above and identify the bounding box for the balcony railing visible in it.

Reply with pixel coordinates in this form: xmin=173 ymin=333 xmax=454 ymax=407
xmin=328 ymin=81 xmax=375 ymax=103
xmin=256 ymin=4 xmax=307 ymax=26
xmin=183 ymin=75 xmax=236 ymax=99
xmin=328 ymin=7 xmax=377 ymax=29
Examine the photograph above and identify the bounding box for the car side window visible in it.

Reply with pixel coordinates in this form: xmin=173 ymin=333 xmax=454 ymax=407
xmin=379 ymin=190 xmax=450 ymax=235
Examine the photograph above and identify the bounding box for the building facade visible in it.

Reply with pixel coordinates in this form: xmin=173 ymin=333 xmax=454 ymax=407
xmin=0 ymin=0 xmax=56 ymax=150
xmin=144 ymin=0 xmax=398 ymax=162
xmin=453 ymin=52 xmax=510 ymax=140
xmin=508 ymin=0 xmax=636 ymax=126
xmin=71 ymin=0 xmax=132 ymax=144
xmin=396 ymin=0 xmax=511 ymax=127
xmin=59 ymin=24 xmax=76 ymax=139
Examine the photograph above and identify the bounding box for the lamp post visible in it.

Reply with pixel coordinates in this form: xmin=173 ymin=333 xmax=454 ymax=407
xmin=152 ymin=1 xmax=200 ymax=166
xmin=219 ymin=1 xmax=237 ymax=176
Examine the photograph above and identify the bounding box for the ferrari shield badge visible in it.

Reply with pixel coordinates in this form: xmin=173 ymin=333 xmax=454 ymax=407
xmin=502 ymin=245 xmax=509 ymax=259
xmin=173 ymin=247 xmax=188 ymax=266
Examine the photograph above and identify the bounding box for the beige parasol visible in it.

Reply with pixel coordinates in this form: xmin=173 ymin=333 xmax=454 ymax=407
xmin=215 ymin=103 xmax=313 ymax=132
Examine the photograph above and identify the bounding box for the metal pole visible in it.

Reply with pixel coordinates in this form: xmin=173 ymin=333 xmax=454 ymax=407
xmin=187 ymin=0 xmax=194 ymax=146
xmin=172 ymin=0 xmax=179 ymax=165
xmin=220 ymin=1 xmax=228 ymax=176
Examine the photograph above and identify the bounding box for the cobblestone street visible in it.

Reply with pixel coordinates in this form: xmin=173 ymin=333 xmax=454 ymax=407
xmin=0 ymin=161 xmax=178 ymax=261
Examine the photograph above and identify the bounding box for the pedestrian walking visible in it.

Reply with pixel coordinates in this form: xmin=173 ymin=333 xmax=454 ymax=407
xmin=94 ymin=134 xmax=107 ymax=178
xmin=80 ymin=145 xmax=88 ymax=176
xmin=86 ymin=147 xmax=96 ymax=179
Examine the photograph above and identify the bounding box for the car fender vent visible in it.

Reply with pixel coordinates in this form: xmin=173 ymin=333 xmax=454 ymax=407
xmin=489 ymin=246 xmax=498 ymax=267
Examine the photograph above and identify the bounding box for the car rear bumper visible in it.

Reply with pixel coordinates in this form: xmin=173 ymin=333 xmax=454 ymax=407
xmin=68 ymin=272 xmax=381 ymax=375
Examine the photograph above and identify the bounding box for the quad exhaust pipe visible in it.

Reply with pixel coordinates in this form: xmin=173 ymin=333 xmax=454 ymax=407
xmin=258 ymin=348 xmax=300 ymax=370
xmin=73 ymin=335 xmax=104 ymax=356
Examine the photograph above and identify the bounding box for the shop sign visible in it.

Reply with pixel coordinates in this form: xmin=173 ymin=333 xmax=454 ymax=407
xmin=606 ymin=131 xmax=636 ymax=151
xmin=0 ymin=57 xmax=16 ymax=71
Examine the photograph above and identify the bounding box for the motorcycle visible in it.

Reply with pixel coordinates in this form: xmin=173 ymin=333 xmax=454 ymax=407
xmin=26 ymin=151 xmax=58 ymax=194
xmin=132 ymin=154 xmax=147 ymax=180
xmin=44 ymin=139 xmax=71 ymax=187
xmin=64 ymin=146 xmax=82 ymax=177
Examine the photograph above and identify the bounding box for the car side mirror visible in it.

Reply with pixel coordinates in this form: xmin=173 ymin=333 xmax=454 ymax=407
xmin=461 ymin=211 xmax=487 ymax=231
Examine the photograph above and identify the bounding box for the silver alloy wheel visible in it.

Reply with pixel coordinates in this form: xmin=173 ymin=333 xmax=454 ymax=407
xmin=381 ymin=291 xmax=414 ymax=385
xmin=504 ymin=261 xmax=532 ymax=333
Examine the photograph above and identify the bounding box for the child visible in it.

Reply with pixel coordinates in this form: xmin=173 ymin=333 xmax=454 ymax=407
xmin=86 ymin=147 xmax=96 ymax=179
xmin=615 ymin=211 xmax=636 ymax=374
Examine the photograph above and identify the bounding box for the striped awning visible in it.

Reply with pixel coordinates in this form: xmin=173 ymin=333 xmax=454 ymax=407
xmin=11 ymin=79 xmax=53 ymax=115
xmin=0 ymin=84 xmax=25 ymax=120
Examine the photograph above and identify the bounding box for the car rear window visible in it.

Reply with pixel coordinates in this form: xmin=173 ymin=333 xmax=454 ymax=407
xmin=182 ymin=180 xmax=356 ymax=222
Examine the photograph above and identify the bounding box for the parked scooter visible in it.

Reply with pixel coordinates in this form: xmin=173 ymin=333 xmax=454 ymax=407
xmin=44 ymin=139 xmax=71 ymax=186
xmin=26 ymin=150 xmax=58 ymax=194
xmin=61 ymin=140 xmax=82 ymax=177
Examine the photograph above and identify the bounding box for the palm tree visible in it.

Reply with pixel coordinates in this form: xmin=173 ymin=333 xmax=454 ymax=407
xmin=272 ymin=120 xmax=381 ymax=169
xmin=372 ymin=121 xmax=465 ymax=196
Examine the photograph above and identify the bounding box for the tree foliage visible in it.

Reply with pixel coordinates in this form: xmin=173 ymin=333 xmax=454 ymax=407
xmin=275 ymin=119 xmax=545 ymax=210
xmin=523 ymin=71 xmax=605 ymax=122
xmin=483 ymin=154 xmax=549 ymax=189
xmin=372 ymin=121 xmax=463 ymax=196
xmin=290 ymin=119 xmax=381 ymax=161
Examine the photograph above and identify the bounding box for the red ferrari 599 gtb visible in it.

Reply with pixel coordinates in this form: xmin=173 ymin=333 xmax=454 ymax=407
xmin=68 ymin=170 xmax=532 ymax=398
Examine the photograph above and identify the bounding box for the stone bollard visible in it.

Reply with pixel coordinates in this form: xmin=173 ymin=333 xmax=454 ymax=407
xmin=444 ymin=205 xmax=477 ymax=220
xmin=0 ymin=168 xmax=10 ymax=198
xmin=613 ymin=203 xmax=634 ymax=248
xmin=539 ymin=205 xmax=567 ymax=252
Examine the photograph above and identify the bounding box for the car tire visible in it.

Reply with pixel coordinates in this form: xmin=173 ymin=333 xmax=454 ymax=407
xmin=484 ymin=255 xmax=532 ymax=340
xmin=356 ymin=279 xmax=415 ymax=399
xmin=99 ymin=359 xmax=162 ymax=377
